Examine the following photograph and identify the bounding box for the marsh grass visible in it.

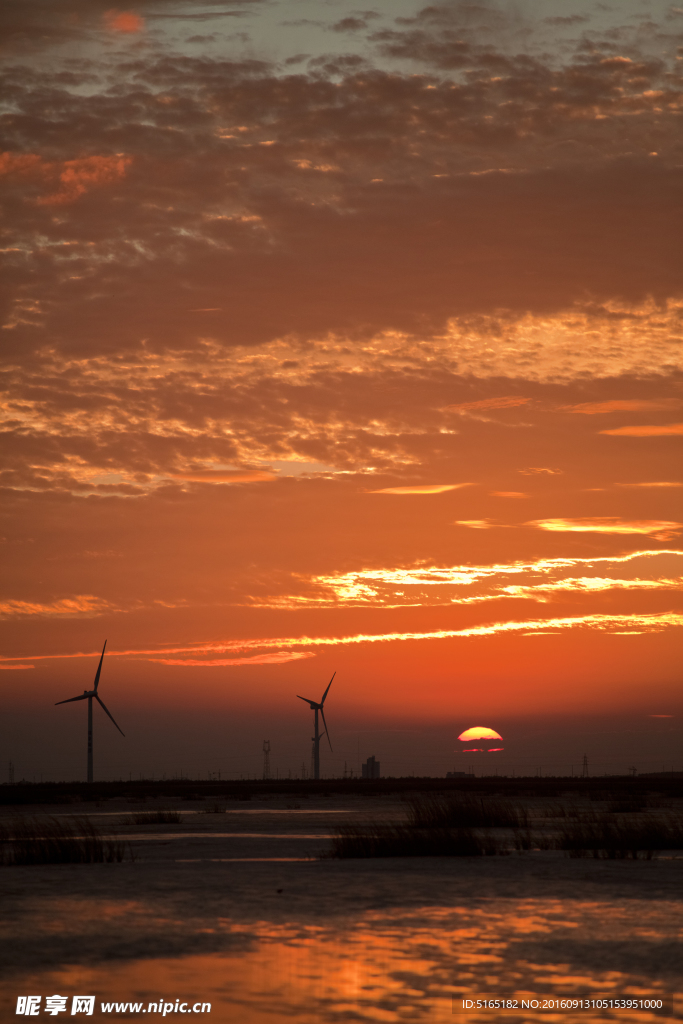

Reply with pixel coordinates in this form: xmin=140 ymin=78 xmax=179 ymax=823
xmin=538 ymin=802 xmax=583 ymax=819
xmin=513 ymin=829 xmax=535 ymax=851
xmin=0 ymin=816 xmax=128 ymax=866
xmin=608 ymin=798 xmax=647 ymax=813
xmin=406 ymin=794 xmax=527 ymax=829
xmin=127 ymin=808 xmax=182 ymax=825
xmin=329 ymin=825 xmax=503 ymax=858
xmin=329 ymin=793 xmax=518 ymax=858
xmin=331 ymin=791 xmax=683 ymax=860
xmin=555 ymin=814 xmax=683 ymax=859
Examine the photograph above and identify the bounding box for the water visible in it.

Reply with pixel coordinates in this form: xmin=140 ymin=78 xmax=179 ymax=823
xmin=1 ymin=800 xmax=680 ymax=1021
xmin=2 ymin=885 xmax=679 ymax=1021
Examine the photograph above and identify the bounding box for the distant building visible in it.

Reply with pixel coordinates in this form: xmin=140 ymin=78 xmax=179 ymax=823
xmin=446 ymin=771 xmax=473 ymax=778
xmin=362 ymin=755 xmax=380 ymax=779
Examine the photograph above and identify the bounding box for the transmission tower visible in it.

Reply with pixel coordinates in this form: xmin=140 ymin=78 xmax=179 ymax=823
xmin=582 ymin=754 xmax=588 ymax=777
xmin=262 ymin=740 xmax=271 ymax=780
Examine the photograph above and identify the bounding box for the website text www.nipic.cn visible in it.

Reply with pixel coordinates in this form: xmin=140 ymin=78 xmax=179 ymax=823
xmin=16 ymin=996 xmax=211 ymax=1016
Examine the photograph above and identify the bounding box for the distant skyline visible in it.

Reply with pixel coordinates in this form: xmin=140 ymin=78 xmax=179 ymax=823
xmin=1 ymin=0 xmax=681 ymax=781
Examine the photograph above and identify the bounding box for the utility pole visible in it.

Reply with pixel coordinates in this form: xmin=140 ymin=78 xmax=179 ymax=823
xmin=262 ymin=740 xmax=271 ymax=781
xmin=582 ymin=754 xmax=588 ymax=778
xmin=8 ymin=760 xmax=14 ymax=785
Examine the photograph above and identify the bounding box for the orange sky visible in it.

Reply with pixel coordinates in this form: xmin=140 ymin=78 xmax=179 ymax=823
xmin=0 ymin=0 xmax=681 ymax=780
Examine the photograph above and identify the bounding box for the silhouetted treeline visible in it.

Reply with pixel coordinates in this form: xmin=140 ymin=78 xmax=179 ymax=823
xmin=1 ymin=773 xmax=681 ymax=806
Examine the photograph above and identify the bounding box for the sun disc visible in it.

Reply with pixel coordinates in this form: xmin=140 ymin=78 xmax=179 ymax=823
xmin=458 ymin=726 xmax=503 ymax=741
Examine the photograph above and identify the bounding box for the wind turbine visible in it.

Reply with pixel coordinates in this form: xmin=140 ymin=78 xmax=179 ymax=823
xmin=297 ymin=672 xmax=335 ymax=781
xmin=55 ymin=640 xmax=124 ymax=783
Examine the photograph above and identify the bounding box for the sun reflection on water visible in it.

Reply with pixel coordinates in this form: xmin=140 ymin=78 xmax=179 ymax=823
xmin=4 ymin=900 xmax=677 ymax=1022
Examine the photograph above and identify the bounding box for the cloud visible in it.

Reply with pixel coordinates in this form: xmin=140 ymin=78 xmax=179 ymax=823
xmin=0 ymin=595 xmax=118 ymax=619
xmin=4 ymin=610 xmax=682 ymax=670
xmin=168 ymin=470 xmax=276 ymax=484
xmin=367 ymin=484 xmax=472 ymax=494
xmin=444 ymin=396 xmax=530 ymax=413
xmin=148 ymin=610 xmax=683 ymax=644
xmin=615 ymin=481 xmax=682 ymax=488
xmin=490 ymin=491 xmax=528 ymax=498
xmin=0 ymin=151 xmax=132 ymax=206
xmin=599 ymin=424 xmax=683 ymax=437
xmin=502 ymin=577 xmax=681 ymax=597
xmin=332 ymin=13 xmax=379 ymax=33
xmin=149 ymin=651 xmax=315 ymax=667
xmin=562 ymin=399 xmax=680 ymax=415
xmin=103 ymin=10 xmax=145 ymax=34
xmin=2 ymin=11 xmax=682 ymax=369
xmin=0 ymin=0 xmax=680 ymax=714
xmin=454 ymin=519 xmax=496 ymax=529
xmin=0 ymin=330 xmax=678 ymax=508
xmin=258 ymin=548 xmax=683 ymax=609
xmin=528 ymin=518 xmax=683 ymax=540
xmin=544 ymin=14 xmax=589 ymax=25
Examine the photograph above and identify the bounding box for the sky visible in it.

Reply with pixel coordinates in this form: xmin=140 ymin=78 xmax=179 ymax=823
xmin=1 ymin=0 xmax=681 ymax=782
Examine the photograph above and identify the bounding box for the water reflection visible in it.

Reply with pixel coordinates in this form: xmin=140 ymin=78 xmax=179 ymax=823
xmin=4 ymin=900 xmax=676 ymax=1022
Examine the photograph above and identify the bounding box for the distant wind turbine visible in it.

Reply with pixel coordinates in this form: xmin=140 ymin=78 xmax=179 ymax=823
xmin=297 ymin=672 xmax=335 ymax=781
xmin=55 ymin=640 xmax=124 ymax=783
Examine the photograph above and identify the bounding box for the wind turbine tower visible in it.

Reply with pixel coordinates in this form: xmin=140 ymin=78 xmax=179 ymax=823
xmin=297 ymin=673 xmax=335 ymax=781
xmin=55 ymin=640 xmax=125 ymax=783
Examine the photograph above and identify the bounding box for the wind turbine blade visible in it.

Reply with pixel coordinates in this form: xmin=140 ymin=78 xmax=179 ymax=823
xmin=321 ymin=672 xmax=335 ymax=705
xmin=297 ymin=695 xmax=318 ymax=705
xmin=55 ymin=694 xmax=89 ymax=705
xmin=320 ymin=707 xmax=333 ymax=751
xmin=93 ymin=640 xmax=107 ymax=692
xmin=95 ymin=694 xmax=125 ymax=736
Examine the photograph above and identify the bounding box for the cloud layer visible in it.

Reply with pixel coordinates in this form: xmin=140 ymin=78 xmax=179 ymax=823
xmin=0 ymin=0 xmax=681 ymax=731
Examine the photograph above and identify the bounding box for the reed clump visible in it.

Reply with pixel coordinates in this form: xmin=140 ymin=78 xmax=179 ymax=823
xmin=127 ymin=808 xmax=182 ymax=825
xmin=0 ymin=816 xmax=128 ymax=866
xmin=203 ymin=803 xmax=226 ymax=815
xmin=328 ymin=793 xmax=522 ymax=858
xmin=406 ymin=794 xmax=527 ymax=829
xmin=329 ymin=824 xmax=502 ymax=859
xmin=607 ymin=798 xmax=647 ymax=814
xmin=554 ymin=814 xmax=683 ymax=859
